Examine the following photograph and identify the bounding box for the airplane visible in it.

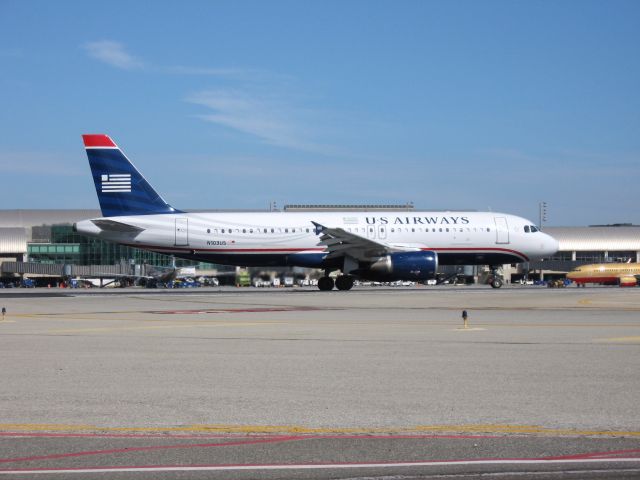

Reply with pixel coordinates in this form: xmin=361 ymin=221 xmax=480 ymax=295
xmin=73 ymin=134 xmax=559 ymax=291
xmin=566 ymin=262 xmax=640 ymax=287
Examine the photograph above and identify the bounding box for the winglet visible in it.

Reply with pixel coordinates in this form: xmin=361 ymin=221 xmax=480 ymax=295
xmin=311 ymin=221 xmax=326 ymax=235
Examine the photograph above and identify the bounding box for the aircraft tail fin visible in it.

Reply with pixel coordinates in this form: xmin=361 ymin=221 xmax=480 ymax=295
xmin=82 ymin=134 xmax=180 ymax=217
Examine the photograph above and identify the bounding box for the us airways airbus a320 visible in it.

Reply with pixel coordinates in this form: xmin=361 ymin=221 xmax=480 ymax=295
xmin=74 ymin=135 xmax=558 ymax=290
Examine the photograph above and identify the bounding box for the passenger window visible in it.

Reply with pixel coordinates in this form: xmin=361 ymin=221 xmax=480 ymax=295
xmin=285 ymin=228 xmax=288 ymax=233
xmin=306 ymin=228 xmax=309 ymax=233
xmin=221 ymin=229 xmax=225 ymax=234
xmin=207 ymin=229 xmax=211 ymax=234
xmin=271 ymin=228 xmax=275 ymax=233
xmin=487 ymin=228 xmax=491 ymax=232
xmin=242 ymin=229 xmax=246 ymax=233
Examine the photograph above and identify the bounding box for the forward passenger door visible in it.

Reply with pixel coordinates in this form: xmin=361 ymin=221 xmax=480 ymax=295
xmin=494 ymin=216 xmax=510 ymax=244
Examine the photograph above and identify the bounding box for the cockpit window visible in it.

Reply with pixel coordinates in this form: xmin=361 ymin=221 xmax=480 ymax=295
xmin=524 ymin=226 xmax=530 ymax=233
xmin=530 ymin=225 xmax=538 ymax=232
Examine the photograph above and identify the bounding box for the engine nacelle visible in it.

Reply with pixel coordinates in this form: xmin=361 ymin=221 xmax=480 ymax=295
xmin=619 ymin=276 xmax=638 ymax=287
xmin=365 ymin=251 xmax=438 ymax=281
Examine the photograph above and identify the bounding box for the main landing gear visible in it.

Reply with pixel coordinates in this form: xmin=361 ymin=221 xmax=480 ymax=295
xmin=318 ymin=276 xmax=334 ymax=291
xmin=317 ymin=274 xmax=355 ymax=291
xmin=335 ymin=275 xmax=355 ymax=291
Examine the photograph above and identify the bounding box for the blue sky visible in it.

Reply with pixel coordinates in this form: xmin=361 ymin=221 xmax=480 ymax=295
xmin=1 ymin=0 xmax=638 ymax=226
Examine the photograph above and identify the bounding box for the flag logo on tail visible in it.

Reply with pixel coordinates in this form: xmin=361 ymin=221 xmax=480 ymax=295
xmin=101 ymin=174 xmax=131 ymax=193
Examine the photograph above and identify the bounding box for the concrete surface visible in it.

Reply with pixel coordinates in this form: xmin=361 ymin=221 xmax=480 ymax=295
xmin=0 ymin=285 xmax=638 ymax=478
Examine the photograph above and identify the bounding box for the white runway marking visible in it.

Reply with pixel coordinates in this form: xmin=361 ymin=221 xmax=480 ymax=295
xmin=2 ymin=457 xmax=640 ymax=475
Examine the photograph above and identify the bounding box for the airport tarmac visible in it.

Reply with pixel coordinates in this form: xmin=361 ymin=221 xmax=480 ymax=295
xmin=0 ymin=285 xmax=639 ymax=478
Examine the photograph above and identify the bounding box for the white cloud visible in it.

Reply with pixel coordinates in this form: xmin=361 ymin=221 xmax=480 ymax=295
xmin=81 ymin=40 xmax=340 ymax=155
xmin=186 ymin=89 xmax=330 ymax=153
xmin=82 ymin=40 xmax=258 ymax=79
xmin=83 ymin=41 xmax=143 ymax=70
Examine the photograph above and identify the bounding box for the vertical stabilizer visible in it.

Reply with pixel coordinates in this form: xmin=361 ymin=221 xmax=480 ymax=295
xmin=82 ymin=134 xmax=180 ymax=217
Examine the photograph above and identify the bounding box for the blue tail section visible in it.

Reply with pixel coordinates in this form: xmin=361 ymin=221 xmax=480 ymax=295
xmin=82 ymin=134 xmax=181 ymax=217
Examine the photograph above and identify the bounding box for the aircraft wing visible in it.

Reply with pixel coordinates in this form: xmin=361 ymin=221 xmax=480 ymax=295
xmin=91 ymin=219 xmax=145 ymax=233
xmin=312 ymin=222 xmax=416 ymax=261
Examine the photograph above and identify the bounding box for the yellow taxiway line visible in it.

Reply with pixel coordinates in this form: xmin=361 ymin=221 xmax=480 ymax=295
xmin=1 ymin=423 xmax=639 ymax=437
xmin=596 ymin=336 xmax=640 ymax=343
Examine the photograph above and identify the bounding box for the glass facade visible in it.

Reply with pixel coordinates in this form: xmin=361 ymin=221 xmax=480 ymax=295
xmin=27 ymin=225 xmax=216 ymax=268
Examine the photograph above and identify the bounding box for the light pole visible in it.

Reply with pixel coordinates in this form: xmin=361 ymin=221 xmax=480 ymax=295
xmin=539 ymin=201 xmax=547 ymax=230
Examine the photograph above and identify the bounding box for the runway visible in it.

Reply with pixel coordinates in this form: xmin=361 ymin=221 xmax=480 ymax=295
xmin=0 ymin=286 xmax=639 ymax=478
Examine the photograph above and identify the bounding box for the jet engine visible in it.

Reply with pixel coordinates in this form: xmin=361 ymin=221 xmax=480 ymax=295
xmin=619 ymin=276 xmax=638 ymax=287
xmin=364 ymin=251 xmax=438 ymax=281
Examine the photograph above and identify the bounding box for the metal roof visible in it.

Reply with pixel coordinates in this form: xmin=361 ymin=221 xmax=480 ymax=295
xmin=0 ymin=210 xmax=102 ymax=228
xmin=545 ymin=226 xmax=640 ymax=251
xmin=0 ymin=228 xmax=27 ymax=254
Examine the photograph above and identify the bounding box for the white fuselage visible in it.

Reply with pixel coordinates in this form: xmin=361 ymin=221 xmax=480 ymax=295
xmin=75 ymin=210 xmax=559 ymax=269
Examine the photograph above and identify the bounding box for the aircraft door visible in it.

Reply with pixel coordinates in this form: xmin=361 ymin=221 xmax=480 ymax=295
xmin=175 ymin=218 xmax=189 ymax=246
xmin=378 ymin=225 xmax=387 ymax=239
xmin=494 ymin=216 xmax=510 ymax=244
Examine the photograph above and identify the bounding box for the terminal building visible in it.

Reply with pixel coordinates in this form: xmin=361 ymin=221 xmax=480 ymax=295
xmin=0 ymin=209 xmax=638 ymax=285
xmin=509 ymin=224 xmax=640 ymax=283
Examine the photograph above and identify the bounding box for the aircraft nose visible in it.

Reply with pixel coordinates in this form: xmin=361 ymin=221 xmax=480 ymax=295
xmin=543 ymin=233 xmax=559 ymax=255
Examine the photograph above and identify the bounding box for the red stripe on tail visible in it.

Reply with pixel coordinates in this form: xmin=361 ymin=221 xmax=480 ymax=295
xmin=82 ymin=134 xmax=116 ymax=148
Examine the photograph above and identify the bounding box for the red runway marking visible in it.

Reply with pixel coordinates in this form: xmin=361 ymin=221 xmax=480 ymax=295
xmin=2 ymin=433 xmax=637 ymax=472
xmin=541 ymin=448 xmax=640 ymax=460
xmin=0 ymin=435 xmax=303 ymax=465
xmin=0 ymin=433 xmax=501 ymax=465
xmin=0 ymin=432 xmax=498 ymax=440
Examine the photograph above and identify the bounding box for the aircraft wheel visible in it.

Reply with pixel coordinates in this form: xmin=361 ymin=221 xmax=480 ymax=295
xmin=318 ymin=276 xmax=335 ymax=291
xmin=490 ymin=278 xmax=503 ymax=289
xmin=335 ymin=275 xmax=354 ymax=291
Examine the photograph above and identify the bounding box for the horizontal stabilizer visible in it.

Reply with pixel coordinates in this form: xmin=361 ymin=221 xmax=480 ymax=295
xmin=91 ymin=219 xmax=145 ymax=233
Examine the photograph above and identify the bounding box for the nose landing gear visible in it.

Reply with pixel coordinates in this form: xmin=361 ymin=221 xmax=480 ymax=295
xmin=488 ymin=266 xmax=504 ymax=289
